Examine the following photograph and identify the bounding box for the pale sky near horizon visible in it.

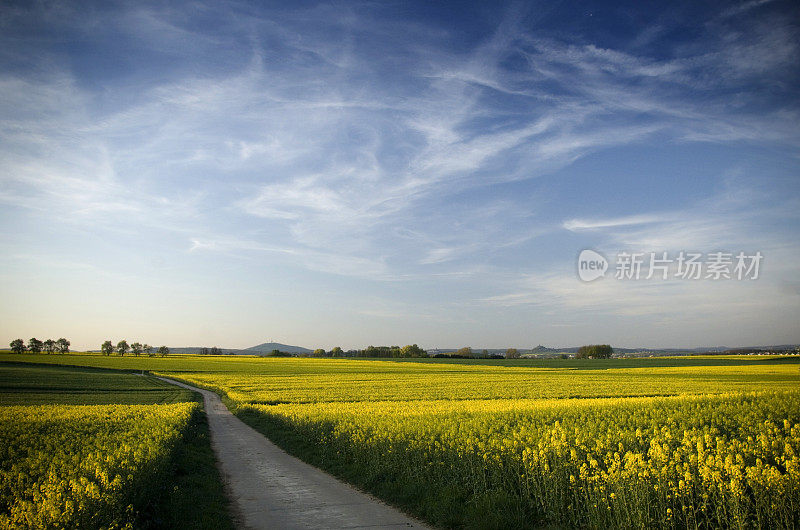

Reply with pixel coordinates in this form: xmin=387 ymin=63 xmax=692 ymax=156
xmin=1 ymin=0 xmax=799 ymax=351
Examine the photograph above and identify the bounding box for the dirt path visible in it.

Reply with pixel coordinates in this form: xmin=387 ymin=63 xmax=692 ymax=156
xmin=158 ymin=377 xmax=429 ymax=530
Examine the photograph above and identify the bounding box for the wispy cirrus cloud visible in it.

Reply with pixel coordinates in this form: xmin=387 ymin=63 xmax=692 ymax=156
xmin=1 ymin=0 xmax=797 ymax=348
xmin=3 ymin=1 xmax=796 ymax=269
xmin=563 ymin=214 xmax=669 ymax=232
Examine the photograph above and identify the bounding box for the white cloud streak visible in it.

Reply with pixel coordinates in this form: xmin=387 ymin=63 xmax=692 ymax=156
xmin=1 ymin=1 xmax=797 ymax=287
xmin=563 ymin=214 xmax=669 ymax=231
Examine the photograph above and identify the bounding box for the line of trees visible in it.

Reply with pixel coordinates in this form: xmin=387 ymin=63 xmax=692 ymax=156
xmin=307 ymin=346 xmax=346 ymax=357
xmin=296 ymin=345 xmax=428 ymax=358
xmin=576 ymin=344 xmax=614 ymax=359
xmin=9 ymin=338 xmax=70 ymax=354
xmin=101 ymin=340 xmax=169 ymax=357
xmin=200 ymin=347 xmax=223 ymax=355
xmin=352 ymin=344 xmax=427 ymax=358
xmin=266 ymin=349 xmax=293 ymax=357
xmin=303 ymin=346 xmax=424 ymax=358
xmin=432 ymin=347 xmax=503 ymax=359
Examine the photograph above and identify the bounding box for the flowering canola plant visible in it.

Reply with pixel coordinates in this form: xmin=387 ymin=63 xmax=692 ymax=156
xmin=158 ymin=357 xmax=799 ymax=529
xmin=18 ymin=354 xmax=793 ymax=528
xmin=170 ymin=357 xmax=798 ymax=404
xmin=0 ymin=402 xmax=198 ymax=528
xmin=242 ymin=391 xmax=799 ymax=528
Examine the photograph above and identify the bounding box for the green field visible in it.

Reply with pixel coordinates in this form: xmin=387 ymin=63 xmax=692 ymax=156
xmin=0 ymin=362 xmax=194 ymax=405
xmin=0 ymin=361 xmax=233 ymax=529
xmin=2 ymin=353 xmax=799 ymax=528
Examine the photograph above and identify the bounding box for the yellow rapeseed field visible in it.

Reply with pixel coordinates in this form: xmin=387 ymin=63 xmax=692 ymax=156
xmin=167 ymin=357 xmax=799 ymax=403
xmin=0 ymin=402 xmax=198 ymax=529
xmin=157 ymin=356 xmax=799 ymax=528
xmin=3 ymin=353 xmax=798 ymax=528
xmin=239 ymin=392 xmax=799 ymax=528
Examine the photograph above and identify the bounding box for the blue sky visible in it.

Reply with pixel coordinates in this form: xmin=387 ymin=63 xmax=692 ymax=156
xmin=1 ymin=0 xmax=798 ymax=351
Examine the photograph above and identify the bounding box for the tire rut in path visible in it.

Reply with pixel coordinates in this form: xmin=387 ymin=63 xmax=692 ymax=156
xmin=158 ymin=377 xmax=429 ymax=530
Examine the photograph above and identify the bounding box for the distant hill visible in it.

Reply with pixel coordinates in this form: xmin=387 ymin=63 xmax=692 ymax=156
xmin=161 ymin=347 xmax=240 ymax=355
xmin=243 ymin=342 xmax=313 ymax=355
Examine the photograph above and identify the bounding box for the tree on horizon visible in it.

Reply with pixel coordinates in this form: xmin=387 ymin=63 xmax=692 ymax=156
xmin=56 ymin=338 xmax=70 ymax=354
xmin=576 ymin=345 xmax=613 ymax=359
xmin=9 ymin=339 xmax=25 ymax=354
xmin=27 ymin=338 xmax=43 ymax=354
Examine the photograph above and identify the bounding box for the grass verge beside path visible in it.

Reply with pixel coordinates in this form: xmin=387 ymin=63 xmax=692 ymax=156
xmin=156 ymin=404 xmax=235 ymax=530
